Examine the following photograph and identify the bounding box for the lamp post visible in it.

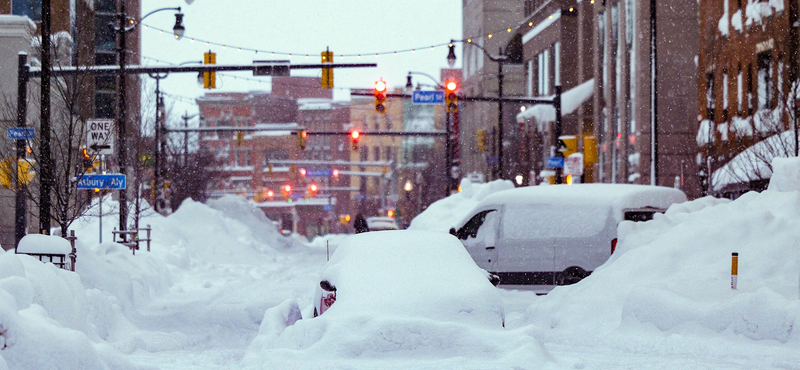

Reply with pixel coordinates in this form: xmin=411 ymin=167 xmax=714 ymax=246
xmin=449 ymin=40 xmax=508 ymax=179
xmin=405 ymin=71 xmax=454 ymax=197
xmin=114 ymin=4 xmax=184 ymax=236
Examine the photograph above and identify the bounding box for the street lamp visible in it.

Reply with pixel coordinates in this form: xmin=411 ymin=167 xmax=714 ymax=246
xmin=448 ymin=39 xmax=509 ymax=179
xmin=114 ymin=4 xmax=184 ymax=236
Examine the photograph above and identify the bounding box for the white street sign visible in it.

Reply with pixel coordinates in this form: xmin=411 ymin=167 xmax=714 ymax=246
xmin=86 ymin=119 xmax=114 ymax=155
xmin=564 ymin=153 xmax=584 ymax=176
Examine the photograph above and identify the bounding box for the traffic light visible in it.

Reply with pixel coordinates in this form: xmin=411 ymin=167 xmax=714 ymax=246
xmin=203 ymin=51 xmax=216 ymax=89
xmin=475 ymin=129 xmax=487 ymax=152
xmin=387 ymin=209 xmax=395 ymax=217
xmin=81 ymin=148 xmax=93 ymax=172
xmin=266 ymin=189 xmax=275 ymax=200
xmin=299 ymin=168 xmax=307 ymax=177
xmin=374 ymin=80 xmax=387 ymax=113
xmin=236 ymin=131 xmax=244 ymax=146
xmin=332 ymin=169 xmax=339 ymax=178
xmin=321 ymin=50 xmax=334 ymax=89
xmin=281 ymin=184 xmax=291 ymax=199
xmin=16 ymin=159 xmax=35 ymax=186
xmin=297 ymin=129 xmax=308 ymax=150
xmin=308 ymin=183 xmax=318 ymax=197
xmin=445 ymin=80 xmax=458 ymax=113
xmin=558 ymin=135 xmax=577 ymax=157
xmin=350 ymin=130 xmax=360 ymax=151
xmin=583 ymin=136 xmax=598 ymax=164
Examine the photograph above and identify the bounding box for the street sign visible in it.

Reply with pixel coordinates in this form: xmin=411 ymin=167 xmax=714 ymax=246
xmin=564 ymin=153 xmax=584 ymax=176
xmin=76 ymin=174 xmax=126 ymax=190
xmin=412 ymin=90 xmax=445 ymax=105
xmin=306 ymin=169 xmax=333 ymax=177
xmin=547 ymin=157 xmax=564 ymax=168
xmin=7 ymin=127 xmax=35 ymax=140
xmin=86 ymin=119 xmax=114 ymax=155
xmin=486 ymin=157 xmax=499 ymax=165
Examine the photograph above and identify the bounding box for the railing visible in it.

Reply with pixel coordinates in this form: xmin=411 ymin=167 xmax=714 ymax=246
xmin=112 ymin=224 xmax=152 ymax=255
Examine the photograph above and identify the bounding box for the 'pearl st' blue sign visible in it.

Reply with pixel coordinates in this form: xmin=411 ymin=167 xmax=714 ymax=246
xmin=412 ymin=91 xmax=445 ymax=105
xmin=7 ymin=127 xmax=35 ymax=140
xmin=76 ymin=174 xmax=126 ymax=190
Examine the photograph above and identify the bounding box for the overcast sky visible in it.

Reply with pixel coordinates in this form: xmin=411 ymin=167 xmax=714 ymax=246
xmin=140 ymin=0 xmax=463 ymax=122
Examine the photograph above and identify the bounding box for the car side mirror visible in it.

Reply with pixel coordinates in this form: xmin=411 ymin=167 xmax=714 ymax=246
xmin=488 ymin=274 xmax=501 ymax=287
xmin=320 ymin=280 xmax=337 ymax=292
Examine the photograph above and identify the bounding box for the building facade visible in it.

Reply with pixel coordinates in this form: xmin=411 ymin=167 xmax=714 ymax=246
xmin=698 ymin=0 xmax=798 ymax=197
xmin=196 ymin=77 xmax=352 ymax=239
xmin=460 ymin=0 xmax=525 ymax=181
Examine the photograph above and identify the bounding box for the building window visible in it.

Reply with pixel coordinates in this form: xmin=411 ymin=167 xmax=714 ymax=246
xmin=737 ymin=68 xmax=743 ymax=114
xmin=554 ymin=42 xmax=561 ymax=87
xmin=526 ymin=59 xmax=534 ymax=97
xmin=722 ymin=72 xmax=729 ymax=121
xmin=373 ymin=146 xmax=381 ymax=162
xmin=537 ymin=50 xmax=549 ymax=96
xmin=706 ymin=73 xmax=715 ymax=121
xmin=12 ymin=0 xmax=42 ymax=21
xmin=757 ymin=51 xmax=772 ymax=109
xmin=385 ymin=147 xmax=393 ymax=163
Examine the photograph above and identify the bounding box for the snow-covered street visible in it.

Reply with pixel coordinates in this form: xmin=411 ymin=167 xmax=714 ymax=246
xmin=4 ymin=160 xmax=800 ymax=369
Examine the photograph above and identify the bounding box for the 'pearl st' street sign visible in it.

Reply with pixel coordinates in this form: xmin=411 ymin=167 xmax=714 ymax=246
xmin=7 ymin=127 xmax=35 ymax=140
xmin=412 ymin=91 xmax=445 ymax=105
xmin=76 ymin=174 xmax=126 ymax=190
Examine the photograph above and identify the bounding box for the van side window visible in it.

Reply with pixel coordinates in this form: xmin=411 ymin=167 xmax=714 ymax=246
xmin=623 ymin=207 xmax=665 ymax=222
xmin=456 ymin=210 xmax=497 ymax=240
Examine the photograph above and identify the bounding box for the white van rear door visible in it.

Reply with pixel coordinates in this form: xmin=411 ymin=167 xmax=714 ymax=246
xmin=497 ymin=205 xmax=556 ymax=284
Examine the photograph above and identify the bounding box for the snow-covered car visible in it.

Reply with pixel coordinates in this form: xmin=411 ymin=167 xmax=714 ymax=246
xmin=365 ymin=216 xmax=400 ymax=231
xmin=312 ymin=230 xmax=504 ymax=327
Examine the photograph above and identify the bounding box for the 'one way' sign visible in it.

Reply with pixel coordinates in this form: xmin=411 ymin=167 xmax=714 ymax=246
xmin=86 ymin=119 xmax=114 ymax=155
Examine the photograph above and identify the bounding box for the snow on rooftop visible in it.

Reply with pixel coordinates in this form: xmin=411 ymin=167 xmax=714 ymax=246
xmin=516 ymin=79 xmax=594 ymax=131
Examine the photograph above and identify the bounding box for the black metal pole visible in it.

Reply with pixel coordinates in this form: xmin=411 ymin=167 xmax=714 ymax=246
xmin=554 ymin=85 xmax=563 ymax=184
xmin=650 ymin=0 xmax=658 ymax=185
xmin=445 ymin=110 xmax=451 ymax=197
xmin=183 ymin=111 xmax=189 ymax=167
xmin=153 ymin=77 xmax=161 ymax=211
xmin=40 ymin=0 xmax=52 ymax=234
xmin=15 ymin=53 xmax=29 ymax=249
xmin=158 ymin=95 xmax=167 ymax=210
xmin=497 ymin=50 xmax=505 ymax=179
xmin=117 ymin=2 xmax=129 ymax=236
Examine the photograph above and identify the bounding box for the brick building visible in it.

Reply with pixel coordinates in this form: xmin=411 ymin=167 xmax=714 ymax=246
xmin=698 ymin=0 xmax=799 ymax=197
xmin=196 ymin=77 xmax=352 ymax=238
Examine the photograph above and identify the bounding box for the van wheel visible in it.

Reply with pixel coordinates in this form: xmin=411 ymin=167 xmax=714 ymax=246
xmin=557 ymin=267 xmax=587 ymax=286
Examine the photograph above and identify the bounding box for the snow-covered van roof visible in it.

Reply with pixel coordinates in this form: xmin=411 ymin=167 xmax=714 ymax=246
xmin=470 ymin=184 xmax=687 ymax=223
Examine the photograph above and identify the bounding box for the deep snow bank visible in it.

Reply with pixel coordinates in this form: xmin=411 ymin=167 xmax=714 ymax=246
xmin=408 ymin=178 xmax=514 ymax=232
xmin=526 ymin=158 xmax=800 ymax=345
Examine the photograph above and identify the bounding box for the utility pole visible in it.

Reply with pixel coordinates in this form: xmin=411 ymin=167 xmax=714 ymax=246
xmin=40 ymin=0 xmax=52 ymax=234
xmin=15 ymin=53 xmax=28 ymax=248
xmin=116 ymin=0 xmax=130 ymax=237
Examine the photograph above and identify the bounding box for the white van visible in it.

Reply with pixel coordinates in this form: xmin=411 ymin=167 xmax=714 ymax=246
xmin=449 ymin=184 xmax=686 ymax=289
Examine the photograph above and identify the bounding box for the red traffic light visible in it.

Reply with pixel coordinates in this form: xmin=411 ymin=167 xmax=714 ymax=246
xmin=351 ymin=130 xmax=360 ymax=140
xmin=310 ymin=184 xmax=318 ymax=192
xmin=267 ymin=189 xmax=274 ymax=198
xmin=284 ymin=184 xmax=291 ymax=192
xmin=375 ymin=80 xmax=387 ymax=92
xmin=446 ymin=80 xmax=457 ymax=91
xmin=332 ymin=169 xmax=339 ymax=177
xmin=300 ymin=130 xmax=308 ymax=138
xmin=299 ymin=168 xmax=307 ymax=176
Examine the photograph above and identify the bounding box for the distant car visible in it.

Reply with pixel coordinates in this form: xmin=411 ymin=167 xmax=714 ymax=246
xmin=450 ymin=184 xmax=687 ymax=289
xmin=365 ymin=216 xmax=400 ymax=231
xmin=312 ymin=230 xmax=504 ymax=328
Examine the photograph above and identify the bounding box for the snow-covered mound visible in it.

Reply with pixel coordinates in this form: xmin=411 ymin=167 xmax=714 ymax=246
xmin=526 ymin=161 xmax=800 ymax=345
xmin=241 ymin=230 xmax=551 ymax=369
xmin=408 ymin=178 xmax=514 ymax=232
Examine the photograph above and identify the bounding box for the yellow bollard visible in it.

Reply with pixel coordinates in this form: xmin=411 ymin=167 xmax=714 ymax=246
xmin=731 ymin=252 xmax=738 ymax=289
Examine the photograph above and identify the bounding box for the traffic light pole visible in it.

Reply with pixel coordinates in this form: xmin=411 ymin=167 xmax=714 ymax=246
xmin=15 ymin=53 xmax=29 ymax=249
xmin=445 ymin=111 xmax=452 ymax=197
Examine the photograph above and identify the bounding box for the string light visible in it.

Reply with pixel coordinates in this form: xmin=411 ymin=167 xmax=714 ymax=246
xmin=487 ymin=33 xmax=492 ymax=38
xmin=507 ymin=28 xmax=512 ymax=32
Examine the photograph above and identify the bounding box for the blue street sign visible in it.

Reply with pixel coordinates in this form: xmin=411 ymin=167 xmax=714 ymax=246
xmin=7 ymin=127 xmax=35 ymax=140
xmin=412 ymin=90 xmax=445 ymax=105
xmin=306 ymin=169 xmax=333 ymax=177
xmin=76 ymin=174 xmax=126 ymax=190
xmin=323 ymin=205 xmax=334 ymax=211
xmin=547 ymin=157 xmax=564 ymax=168
xmin=354 ymin=193 xmax=366 ymax=201
xmin=485 ymin=157 xmax=499 ymax=165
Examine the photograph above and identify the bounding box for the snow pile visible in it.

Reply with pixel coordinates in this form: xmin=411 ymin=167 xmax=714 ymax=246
xmin=0 ymin=250 xmax=146 ymax=370
xmin=408 ymin=178 xmax=514 ymax=232
xmin=206 ymin=195 xmax=306 ymax=249
xmin=16 ymin=234 xmax=71 ymax=255
xmin=712 ymin=130 xmax=796 ymax=190
xmin=526 ymin=168 xmax=800 ymax=346
xmin=767 ymin=156 xmax=800 ymax=192
xmin=242 ymin=231 xmax=551 ymax=369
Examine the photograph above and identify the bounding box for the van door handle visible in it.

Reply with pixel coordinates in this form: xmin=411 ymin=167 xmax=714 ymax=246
xmin=485 ymin=246 xmax=495 ymax=250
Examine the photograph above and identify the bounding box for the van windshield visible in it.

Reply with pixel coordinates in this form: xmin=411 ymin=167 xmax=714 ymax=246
xmin=502 ymin=204 xmax=609 ymax=240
